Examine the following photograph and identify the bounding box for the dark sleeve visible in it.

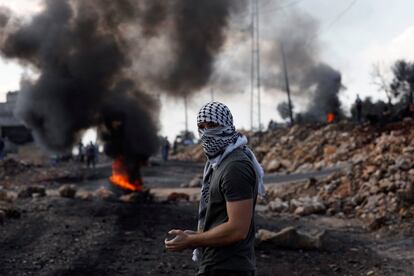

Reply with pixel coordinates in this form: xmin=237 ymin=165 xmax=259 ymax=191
xmin=220 ymin=160 xmax=256 ymax=202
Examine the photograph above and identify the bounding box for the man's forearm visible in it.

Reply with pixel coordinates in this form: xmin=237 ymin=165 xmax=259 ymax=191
xmin=189 ymin=221 xmax=247 ymax=248
xmin=165 ymin=200 xmax=253 ymax=252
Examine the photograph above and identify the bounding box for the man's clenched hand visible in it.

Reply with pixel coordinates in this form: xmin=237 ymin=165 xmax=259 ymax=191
xmin=164 ymin=229 xmax=196 ymax=252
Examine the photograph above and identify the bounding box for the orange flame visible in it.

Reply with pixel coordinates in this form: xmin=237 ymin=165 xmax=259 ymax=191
xmin=110 ymin=159 xmax=143 ymax=192
xmin=327 ymin=113 xmax=335 ymax=123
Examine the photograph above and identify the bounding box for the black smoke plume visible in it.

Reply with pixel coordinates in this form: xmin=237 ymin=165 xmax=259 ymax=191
xmin=300 ymin=64 xmax=345 ymax=122
xmin=206 ymin=3 xmax=345 ymax=122
xmin=0 ymin=0 xmax=245 ymax=178
xmin=164 ymin=0 xmax=241 ymax=96
xmin=267 ymin=10 xmax=345 ymax=122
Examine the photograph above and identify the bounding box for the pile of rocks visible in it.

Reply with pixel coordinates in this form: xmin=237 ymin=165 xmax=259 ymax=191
xmin=267 ymin=171 xmax=414 ymax=229
xmin=171 ymin=120 xmax=414 ymax=175
xmin=265 ymin=121 xmax=414 ymax=228
xmin=316 ymin=139 xmax=414 ymax=227
xmin=170 ymin=122 xmax=381 ymax=173
xmin=170 ymin=120 xmax=414 ymax=227
xmin=0 ymin=158 xmax=33 ymax=180
xmin=255 ymin=122 xmax=383 ymax=173
xmin=245 ymin=119 xmax=414 ymax=229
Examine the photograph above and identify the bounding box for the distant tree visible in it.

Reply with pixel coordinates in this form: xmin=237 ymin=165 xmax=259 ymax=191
xmin=390 ymin=60 xmax=414 ymax=104
xmin=350 ymin=96 xmax=387 ymax=122
xmin=371 ymin=62 xmax=393 ymax=105
xmin=277 ymin=101 xmax=294 ymax=121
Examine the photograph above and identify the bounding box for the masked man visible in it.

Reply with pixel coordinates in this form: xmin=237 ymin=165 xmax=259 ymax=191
xmin=165 ymin=102 xmax=265 ymax=276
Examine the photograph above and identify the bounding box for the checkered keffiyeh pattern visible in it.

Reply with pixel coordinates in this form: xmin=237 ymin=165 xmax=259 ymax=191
xmin=197 ymin=102 xmax=240 ymax=158
xmin=197 ymin=102 xmax=234 ymax=127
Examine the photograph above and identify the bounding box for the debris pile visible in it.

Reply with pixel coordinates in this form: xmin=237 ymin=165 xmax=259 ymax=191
xmin=170 ymin=122 xmax=379 ymax=173
xmin=0 ymin=159 xmax=33 ymax=180
xmin=264 ymin=120 xmax=414 ymax=228
xmin=172 ymin=120 xmax=414 ymax=176
xmin=253 ymin=122 xmax=379 ymax=173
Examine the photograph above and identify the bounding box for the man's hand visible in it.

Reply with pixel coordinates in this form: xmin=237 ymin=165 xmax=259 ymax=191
xmin=164 ymin=229 xmax=195 ymax=252
xmin=164 ymin=199 xmax=253 ymax=252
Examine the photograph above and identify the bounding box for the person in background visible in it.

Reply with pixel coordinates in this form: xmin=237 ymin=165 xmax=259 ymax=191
xmin=161 ymin=136 xmax=170 ymax=162
xmin=355 ymin=94 xmax=363 ymax=123
xmin=85 ymin=141 xmax=96 ymax=168
xmin=0 ymin=137 xmax=4 ymax=160
xmin=77 ymin=142 xmax=84 ymax=163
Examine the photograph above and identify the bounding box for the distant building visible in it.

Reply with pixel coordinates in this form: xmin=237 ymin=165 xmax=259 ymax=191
xmin=0 ymin=91 xmax=33 ymax=144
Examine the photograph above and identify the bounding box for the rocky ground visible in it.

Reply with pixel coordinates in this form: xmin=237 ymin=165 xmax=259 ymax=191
xmin=0 ymin=156 xmax=413 ymax=275
xmin=173 ymin=120 xmax=414 ymax=233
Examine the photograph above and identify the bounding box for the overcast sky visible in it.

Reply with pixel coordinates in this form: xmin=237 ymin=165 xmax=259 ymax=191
xmin=0 ymin=0 xmax=414 ymax=142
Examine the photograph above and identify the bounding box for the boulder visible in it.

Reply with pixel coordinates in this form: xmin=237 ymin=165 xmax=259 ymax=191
xmin=362 ymin=165 xmax=377 ymax=180
xmin=77 ymin=191 xmax=94 ymax=201
xmin=324 ymin=145 xmax=337 ymax=156
xmin=59 ymin=185 xmax=77 ymax=198
xmin=268 ymin=198 xmax=289 ymax=213
xmin=402 ymin=146 xmax=414 ymax=154
xmin=333 ymin=179 xmax=352 ymax=199
xmin=397 ymin=183 xmax=414 ymax=203
xmin=352 ymin=154 xmax=367 ymax=165
xmin=256 ymin=227 xmax=326 ymax=250
xmin=294 ymin=204 xmax=326 ymax=216
xmin=292 ymin=197 xmax=326 ymax=216
xmin=367 ymin=216 xmax=387 ymax=231
xmin=266 ymin=160 xmax=281 ymax=172
xmin=395 ymin=156 xmax=413 ymax=171
xmin=120 ymin=192 xmax=143 ymax=203
xmin=378 ymin=179 xmax=396 ymax=192
xmin=364 ymin=194 xmax=384 ymax=211
xmin=0 ymin=190 xmax=14 ymax=203
xmin=280 ymin=159 xmax=292 ymax=170
xmin=17 ymin=186 xmax=46 ymax=199
xmin=188 ymin=175 xmax=202 ymax=188
xmin=95 ymin=187 xmax=116 ymax=201
xmin=167 ymin=192 xmax=190 ymax=202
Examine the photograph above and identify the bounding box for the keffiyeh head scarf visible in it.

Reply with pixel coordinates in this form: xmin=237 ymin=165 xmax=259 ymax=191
xmin=197 ymin=102 xmax=240 ymax=158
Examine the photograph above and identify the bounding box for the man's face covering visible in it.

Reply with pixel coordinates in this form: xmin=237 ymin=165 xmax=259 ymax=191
xmin=197 ymin=102 xmax=240 ymax=158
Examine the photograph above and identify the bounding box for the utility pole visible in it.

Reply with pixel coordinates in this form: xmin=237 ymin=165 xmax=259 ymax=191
xmin=281 ymin=43 xmax=294 ymax=125
xmin=250 ymin=0 xmax=262 ymax=131
xmin=184 ymin=96 xmax=188 ymax=138
xmin=250 ymin=0 xmax=255 ymax=131
xmin=255 ymin=0 xmax=262 ymax=131
xmin=210 ymin=87 xmax=214 ymax=102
